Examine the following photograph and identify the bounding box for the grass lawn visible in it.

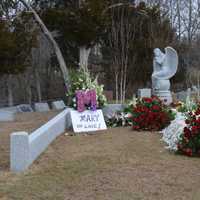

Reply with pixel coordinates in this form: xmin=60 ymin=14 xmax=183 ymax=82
xmin=0 ymin=112 xmax=200 ymax=200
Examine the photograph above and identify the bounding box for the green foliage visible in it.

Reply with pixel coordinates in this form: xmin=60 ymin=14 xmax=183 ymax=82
xmin=41 ymin=0 xmax=109 ymax=47
xmin=176 ymin=102 xmax=197 ymax=113
xmin=0 ymin=12 xmax=37 ymax=75
xmin=67 ymin=68 xmax=107 ymax=108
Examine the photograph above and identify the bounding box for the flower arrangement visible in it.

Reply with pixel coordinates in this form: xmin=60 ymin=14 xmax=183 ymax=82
xmin=130 ymin=96 xmax=175 ymax=131
xmin=67 ymin=68 xmax=107 ymax=111
xmin=162 ymin=112 xmax=186 ymax=151
xmin=173 ymin=100 xmax=197 ymax=113
xmin=177 ymin=105 xmax=200 ymax=156
xmin=76 ymin=89 xmax=97 ymax=112
xmin=105 ymin=111 xmax=132 ymax=127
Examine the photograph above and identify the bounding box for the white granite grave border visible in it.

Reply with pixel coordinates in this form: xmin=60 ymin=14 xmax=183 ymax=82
xmin=10 ymin=108 xmax=72 ymax=172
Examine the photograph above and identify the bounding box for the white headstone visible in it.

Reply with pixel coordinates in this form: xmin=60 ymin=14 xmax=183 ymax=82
xmin=0 ymin=111 xmax=15 ymax=122
xmin=51 ymin=100 xmax=66 ymax=110
xmin=34 ymin=103 xmax=50 ymax=112
xmin=138 ymin=88 xmax=151 ymax=98
xmin=70 ymin=109 xmax=107 ymax=133
xmin=177 ymin=91 xmax=187 ymax=101
xmin=0 ymin=106 xmax=18 ymax=113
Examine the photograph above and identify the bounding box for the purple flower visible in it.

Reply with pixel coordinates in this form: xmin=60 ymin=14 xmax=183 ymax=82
xmin=75 ymin=89 xmax=97 ymax=112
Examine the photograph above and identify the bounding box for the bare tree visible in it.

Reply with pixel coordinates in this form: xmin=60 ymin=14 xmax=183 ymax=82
xmin=108 ymin=3 xmax=142 ymax=103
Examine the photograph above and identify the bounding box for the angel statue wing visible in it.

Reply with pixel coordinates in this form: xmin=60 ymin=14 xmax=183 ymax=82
xmin=155 ymin=47 xmax=178 ymax=80
xmin=164 ymin=47 xmax=178 ymax=79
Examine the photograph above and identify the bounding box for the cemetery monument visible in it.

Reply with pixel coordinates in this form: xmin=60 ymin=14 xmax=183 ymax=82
xmin=152 ymin=47 xmax=178 ymax=104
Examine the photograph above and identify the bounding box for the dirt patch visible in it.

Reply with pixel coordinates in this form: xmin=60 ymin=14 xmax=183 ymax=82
xmin=0 ymin=116 xmax=200 ymax=199
xmin=0 ymin=111 xmax=60 ymax=170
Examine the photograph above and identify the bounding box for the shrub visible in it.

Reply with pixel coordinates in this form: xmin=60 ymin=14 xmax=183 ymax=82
xmin=131 ymin=96 xmax=175 ymax=131
xmin=177 ymin=105 xmax=200 ymax=157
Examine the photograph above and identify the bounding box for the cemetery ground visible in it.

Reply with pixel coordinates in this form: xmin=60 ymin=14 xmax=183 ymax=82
xmin=0 ymin=112 xmax=200 ymax=200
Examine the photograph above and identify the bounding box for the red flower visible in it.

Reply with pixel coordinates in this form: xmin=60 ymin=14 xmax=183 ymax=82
xmin=133 ymin=125 xmax=140 ymax=130
xmin=177 ymin=143 xmax=183 ymax=150
xmin=195 ymin=108 xmax=200 ymax=115
xmin=185 ymin=119 xmax=190 ymax=124
xmin=184 ymin=148 xmax=193 ymax=156
xmin=143 ymin=97 xmax=152 ymax=103
xmin=191 ymin=126 xmax=199 ymax=135
xmin=130 ymin=96 xmax=172 ymax=131
xmin=152 ymin=105 xmax=160 ymax=112
xmin=178 ymin=104 xmax=200 ymax=157
xmin=183 ymin=127 xmax=191 ymax=139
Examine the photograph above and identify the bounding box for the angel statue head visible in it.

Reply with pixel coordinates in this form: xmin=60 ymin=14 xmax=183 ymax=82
xmin=154 ymin=48 xmax=164 ymax=57
xmin=153 ymin=48 xmax=166 ymax=73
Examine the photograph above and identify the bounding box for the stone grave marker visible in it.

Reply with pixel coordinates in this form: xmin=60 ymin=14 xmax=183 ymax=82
xmin=34 ymin=103 xmax=50 ymax=112
xmin=0 ymin=111 xmax=15 ymax=122
xmin=17 ymin=104 xmax=33 ymax=113
xmin=138 ymin=88 xmax=151 ymax=98
xmin=176 ymin=91 xmax=187 ymax=101
xmin=51 ymin=100 xmax=66 ymax=110
xmin=70 ymin=109 xmax=107 ymax=133
xmin=0 ymin=106 xmax=18 ymax=113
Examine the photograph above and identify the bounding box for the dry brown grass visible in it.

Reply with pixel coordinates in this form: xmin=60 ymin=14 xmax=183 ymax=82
xmin=0 ymin=112 xmax=200 ymax=200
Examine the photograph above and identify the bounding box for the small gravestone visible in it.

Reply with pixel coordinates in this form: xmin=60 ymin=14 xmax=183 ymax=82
xmin=17 ymin=104 xmax=34 ymax=113
xmin=138 ymin=88 xmax=151 ymax=98
xmin=0 ymin=106 xmax=18 ymax=113
xmin=176 ymin=91 xmax=187 ymax=101
xmin=51 ymin=100 xmax=66 ymax=110
xmin=0 ymin=111 xmax=15 ymax=122
xmin=70 ymin=109 xmax=107 ymax=133
xmin=34 ymin=103 xmax=50 ymax=112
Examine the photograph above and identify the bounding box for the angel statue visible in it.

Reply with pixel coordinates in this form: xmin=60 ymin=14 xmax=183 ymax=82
xmin=152 ymin=47 xmax=178 ymax=104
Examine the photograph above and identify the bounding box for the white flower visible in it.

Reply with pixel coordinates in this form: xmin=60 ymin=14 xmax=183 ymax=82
xmin=161 ymin=112 xmax=186 ymax=151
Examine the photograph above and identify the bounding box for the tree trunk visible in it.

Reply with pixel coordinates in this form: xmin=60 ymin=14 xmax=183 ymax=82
xmin=115 ymin=73 xmax=119 ymax=103
xmin=19 ymin=0 xmax=70 ymax=90
xmin=27 ymin=84 xmax=32 ymax=105
xmin=79 ymin=46 xmax=91 ymax=71
xmin=35 ymin=68 xmax=42 ymax=102
xmin=7 ymin=75 xmax=14 ymax=107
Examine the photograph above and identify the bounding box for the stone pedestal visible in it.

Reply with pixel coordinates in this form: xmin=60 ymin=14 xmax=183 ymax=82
xmin=153 ymin=90 xmax=172 ymax=105
xmin=152 ymin=78 xmax=172 ymax=105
